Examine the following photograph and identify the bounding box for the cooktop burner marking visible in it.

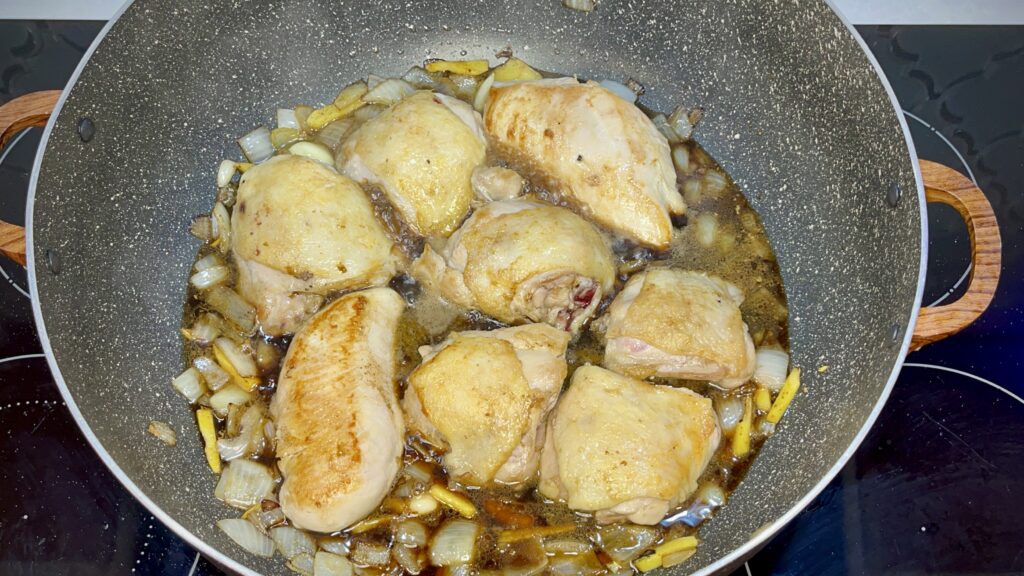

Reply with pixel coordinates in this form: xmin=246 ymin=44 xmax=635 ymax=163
xmin=903 ymin=363 xmax=1024 ymax=406
xmin=901 ymin=110 xmax=976 ymax=308
xmin=0 ymin=353 xmax=46 ymax=365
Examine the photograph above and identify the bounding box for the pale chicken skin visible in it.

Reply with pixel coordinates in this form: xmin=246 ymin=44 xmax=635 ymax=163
xmin=602 ymin=268 xmax=756 ymax=389
xmin=341 ymin=91 xmax=487 ymax=237
xmin=271 ymin=288 xmax=405 ymax=533
xmin=539 ymin=365 xmax=720 ymax=525
xmin=411 ymin=198 xmax=615 ymax=333
xmin=404 ymin=324 xmax=569 ymax=486
xmin=231 ymin=155 xmax=399 ymax=336
xmin=484 ymin=78 xmax=683 ymax=249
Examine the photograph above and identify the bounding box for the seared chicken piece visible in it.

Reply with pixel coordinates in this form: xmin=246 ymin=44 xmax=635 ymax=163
xmin=484 ymin=78 xmax=683 ymax=249
xmin=471 ymin=165 xmax=524 ymax=202
xmin=341 ymin=91 xmax=487 ymax=237
xmin=404 ymin=324 xmax=569 ymax=485
xmin=412 ymin=198 xmax=615 ymax=332
xmin=232 ymin=155 xmax=399 ymax=336
xmin=602 ymin=268 xmax=756 ymax=389
xmin=539 ymin=365 xmax=720 ymax=524
xmin=271 ymin=288 xmax=405 ymax=532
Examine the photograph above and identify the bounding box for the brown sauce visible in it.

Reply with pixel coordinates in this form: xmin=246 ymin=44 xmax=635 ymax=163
xmin=180 ymin=69 xmax=789 ymax=574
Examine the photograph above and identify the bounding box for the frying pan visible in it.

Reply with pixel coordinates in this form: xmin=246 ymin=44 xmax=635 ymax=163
xmin=0 ymin=0 xmax=1002 ymax=573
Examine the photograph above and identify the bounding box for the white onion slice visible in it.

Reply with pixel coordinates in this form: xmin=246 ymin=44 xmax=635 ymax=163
xmin=402 ymin=66 xmax=436 ymax=89
xmin=350 ymin=541 xmax=391 ymax=566
xmin=396 ymin=519 xmax=429 ymax=547
xmin=366 ymin=74 xmax=385 ymax=89
xmin=209 ymin=385 xmax=252 ymax=418
xmin=288 ymin=141 xmax=335 ymax=166
xmin=216 ymin=160 xmax=238 ymax=188
xmin=271 ymin=526 xmax=317 ymax=560
xmin=182 ymin=313 xmax=221 ymax=345
xmin=392 ymin=544 xmax=424 ymax=574
xmin=672 ymin=146 xmax=690 ymax=174
xmin=171 ymin=367 xmax=205 ymax=403
xmin=695 ymin=212 xmax=717 ymax=247
xmin=715 ymin=395 xmax=744 ymax=434
xmin=217 ymin=518 xmax=275 ymax=558
xmin=362 ymin=78 xmax=415 ymax=106
xmin=215 ymin=460 xmax=276 ymax=509
xmin=194 ymin=254 xmax=223 ymax=272
xmin=288 ymin=553 xmax=315 ymax=575
xmin=474 ymin=73 xmax=495 ymax=113
xmin=211 ymin=202 xmax=231 ymax=253
xmin=316 ymin=118 xmax=354 ymax=151
xmin=429 ymin=519 xmax=480 ymax=566
xmin=193 ymin=355 xmax=230 ymax=391
xmin=277 ymin=108 xmax=300 ymax=130
xmin=214 ymin=337 xmax=259 ymax=377
xmin=147 ymin=420 xmax=177 ymax=445
xmin=190 ymin=265 xmax=230 ymax=290
xmin=753 ymin=346 xmax=789 ymax=392
xmin=237 ymin=126 xmax=274 ymax=163
xmin=314 ymin=551 xmax=354 ymax=576
xmin=562 ymin=0 xmax=596 ymax=11
xmin=318 ymin=537 xmax=350 ymax=556
xmin=598 ymin=79 xmax=637 ymax=103
xmin=652 ymin=113 xmax=681 ymax=144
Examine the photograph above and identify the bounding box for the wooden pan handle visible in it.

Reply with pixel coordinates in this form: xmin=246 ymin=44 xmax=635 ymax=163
xmin=0 ymin=90 xmax=61 ymax=267
xmin=910 ymin=159 xmax=1002 ymax=351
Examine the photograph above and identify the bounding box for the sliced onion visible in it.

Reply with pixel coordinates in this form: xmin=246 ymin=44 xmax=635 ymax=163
xmin=190 ymin=215 xmax=215 ymax=242
xmin=404 ymin=461 xmax=434 ymax=484
xmin=393 ymin=543 xmax=425 ymax=574
xmin=215 ymin=460 xmax=276 ymax=509
xmin=318 ymin=537 xmax=351 ymax=556
xmin=599 ymin=80 xmax=637 ymax=103
xmin=193 ymin=355 xmax=230 ymax=391
xmin=408 ymin=492 xmax=439 ymax=516
xmin=271 ymin=127 xmax=301 ymax=149
xmin=217 ymin=402 xmax=266 ymax=461
xmin=429 ymin=519 xmax=480 ymax=566
xmin=396 ymin=519 xmax=429 ymax=547
xmin=255 ymin=339 xmax=281 ymax=372
xmin=366 ymin=74 xmax=386 ymax=89
xmin=546 ymin=551 xmax=603 ymax=575
xmin=543 ymin=539 xmax=592 ymax=555
xmin=238 ymin=126 xmax=274 ymax=163
xmin=194 ymin=254 xmax=223 ymax=271
xmin=753 ymin=346 xmax=789 ymax=392
xmin=314 ymin=551 xmax=354 ymax=576
xmin=474 ymin=73 xmax=495 ymax=113
xmin=209 ymin=384 xmax=252 ymax=417
xmin=316 ymin=118 xmax=354 ymax=151
xmin=562 ymin=0 xmax=596 ymax=12
xmin=294 ymin=105 xmax=314 ymax=130
xmin=595 ymin=524 xmax=659 ymax=562
xmin=402 ymin=66 xmax=436 ymax=89
xmin=171 ymin=367 xmax=205 ymax=403
xmin=217 ymin=160 xmax=239 ymax=188
xmin=246 ymin=500 xmax=287 ymax=533
xmin=147 ymin=420 xmax=177 ymax=446
xmin=214 ymin=337 xmax=259 ymax=377
xmin=703 ymin=170 xmax=727 ymax=195
xmin=350 ymin=540 xmax=391 ymax=566
xmin=272 ymin=525 xmax=317 ymax=560
xmin=652 ymin=113 xmax=681 ymax=144
xmin=662 ymin=547 xmax=696 ymax=568
xmin=695 ymin=212 xmax=717 ymax=247
xmin=668 ymin=105 xmax=703 ymax=142
xmin=715 ymin=395 xmax=744 ymax=434
xmin=277 ymin=108 xmax=300 ymax=130
xmin=181 ymin=313 xmax=221 ymax=345
xmin=218 ymin=518 xmax=275 ymax=558
xmin=288 ymin=552 xmax=315 ymax=575
xmin=190 ymin=265 xmax=230 ymax=291
xmin=363 ymin=78 xmax=415 ymax=106
xmin=672 ymin=146 xmax=690 ymax=175
xmin=289 ymin=141 xmax=335 ymax=166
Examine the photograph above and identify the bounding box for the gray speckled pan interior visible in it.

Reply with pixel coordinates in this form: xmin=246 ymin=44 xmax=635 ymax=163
xmin=29 ymin=0 xmax=923 ymax=574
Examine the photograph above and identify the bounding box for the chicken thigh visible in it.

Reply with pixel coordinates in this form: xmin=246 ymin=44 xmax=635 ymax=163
xmin=341 ymin=91 xmax=487 ymax=237
xmin=484 ymin=78 xmax=683 ymax=249
xmin=404 ymin=323 xmax=569 ymax=486
xmin=539 ymin=365 xmax=720 ymax=525
xmin=411 ymin=198 xmax=615 ymax=333
xmin=271 ymin=288 xmax=405 ymax=533
xmin=602 ymin=268 xmax=756 ymax=389
xmin=232 ymin=155 xmax=399 ymax=336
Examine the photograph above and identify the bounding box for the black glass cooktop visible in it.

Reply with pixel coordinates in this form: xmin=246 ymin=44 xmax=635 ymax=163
xmin=1 ymin=22 xmax=1021 ymax=576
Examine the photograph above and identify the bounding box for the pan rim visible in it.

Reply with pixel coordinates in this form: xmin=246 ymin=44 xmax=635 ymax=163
xmin=23 ymin=1 xmax=928 ymax=574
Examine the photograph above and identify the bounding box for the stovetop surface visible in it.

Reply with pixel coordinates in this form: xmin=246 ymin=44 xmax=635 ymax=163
xmin=0 ymin=22 xmax=1021 ymax=576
